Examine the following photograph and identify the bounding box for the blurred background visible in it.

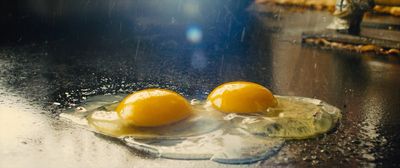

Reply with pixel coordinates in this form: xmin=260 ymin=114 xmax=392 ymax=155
xmin=1 ymin=0 xmax=400 ymax=167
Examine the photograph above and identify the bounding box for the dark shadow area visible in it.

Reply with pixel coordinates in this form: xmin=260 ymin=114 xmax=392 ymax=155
xmin=0 ymin=0 xmax=272 ymax=106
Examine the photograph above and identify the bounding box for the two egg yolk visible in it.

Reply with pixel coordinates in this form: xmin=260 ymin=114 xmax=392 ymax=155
xmin=207 ymin=81 xmax=277 ymax=113
xmin=115 ymin=82 xmax=277 ymax=127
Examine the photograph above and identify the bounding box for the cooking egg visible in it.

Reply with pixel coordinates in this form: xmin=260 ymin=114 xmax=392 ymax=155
xmin=207 ymin=81 xmax=277 ymax=113
xmin=61 ymin=82 xmax=341 ymax=164
xmin=115 ymin=89 xmax=192 ymax=127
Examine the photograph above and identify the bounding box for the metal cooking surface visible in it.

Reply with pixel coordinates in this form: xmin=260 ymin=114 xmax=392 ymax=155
xmin=1 ymin=1 xmax=400 ymax=167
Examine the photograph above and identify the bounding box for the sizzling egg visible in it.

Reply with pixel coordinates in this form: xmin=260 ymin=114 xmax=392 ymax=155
xmin=115 ymin=89 xmax=192 ymax=127
xmin=61 ymin=82 xmax=341 ymax=164
xmin=207 ymin=81 xmax=277 ymax=113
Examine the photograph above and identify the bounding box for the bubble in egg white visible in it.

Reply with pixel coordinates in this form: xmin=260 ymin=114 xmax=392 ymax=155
xmin=60 ymin=94 xmax=341 ymax=164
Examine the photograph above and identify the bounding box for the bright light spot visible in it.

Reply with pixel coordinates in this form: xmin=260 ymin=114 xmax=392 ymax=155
xmin=186 ymin=26 xmax=202 ymax=44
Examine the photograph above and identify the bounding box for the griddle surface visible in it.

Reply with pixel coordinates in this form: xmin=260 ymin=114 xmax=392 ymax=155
xmin=1 ymin=2 xmax=400 ymax=167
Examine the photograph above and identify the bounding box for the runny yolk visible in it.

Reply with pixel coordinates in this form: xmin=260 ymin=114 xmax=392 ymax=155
xmin=207 ymin=81 xmax=278 ymax=113
xmin=115 ymin=89 xmax=192 ymax=127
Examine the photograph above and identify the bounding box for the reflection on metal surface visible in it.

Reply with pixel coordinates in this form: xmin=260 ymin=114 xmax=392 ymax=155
xmin=357 ymin=59 xmax=397 ymax=162
xmin=0 ymin=88 xmax=245 ymax=168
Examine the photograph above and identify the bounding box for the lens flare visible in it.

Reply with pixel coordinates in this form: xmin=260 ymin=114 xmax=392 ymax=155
xmin=186 ymin=26 xmax=202 ymax=44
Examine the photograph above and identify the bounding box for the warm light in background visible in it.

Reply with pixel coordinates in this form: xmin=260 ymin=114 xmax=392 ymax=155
xmin=182 ymin=0 xmax=200 ymax=17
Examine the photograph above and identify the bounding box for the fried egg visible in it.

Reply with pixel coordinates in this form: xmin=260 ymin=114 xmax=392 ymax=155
xmin=207 ymin=81 xmax=278 ymax=113
xmin=61 ymin=82 xmax=341 ymax=164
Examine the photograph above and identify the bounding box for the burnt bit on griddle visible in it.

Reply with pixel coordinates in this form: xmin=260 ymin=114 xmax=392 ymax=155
xmin=301 ymin=31 xmax=400 ymax=56
xmin=303 ymin=38 xmax=400 ymax=55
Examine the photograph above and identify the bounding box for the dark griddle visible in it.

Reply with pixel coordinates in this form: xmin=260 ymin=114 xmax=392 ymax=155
xmin=1 ymin=0 xmax=400 ymax=167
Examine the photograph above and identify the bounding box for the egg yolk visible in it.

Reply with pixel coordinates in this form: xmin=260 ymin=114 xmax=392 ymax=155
xmin=207 ymin=81 xmax=278 ymax=113
xmin=115 ymin=89 xmax=192 ymax=127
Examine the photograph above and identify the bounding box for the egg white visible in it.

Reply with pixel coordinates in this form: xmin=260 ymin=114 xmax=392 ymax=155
xmin=61 ymin=94 xmax=341 ymax=164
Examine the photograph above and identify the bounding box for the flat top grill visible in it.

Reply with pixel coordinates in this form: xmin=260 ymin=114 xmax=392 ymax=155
xmin=1 ymin=1 xmax=400 ymax=167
